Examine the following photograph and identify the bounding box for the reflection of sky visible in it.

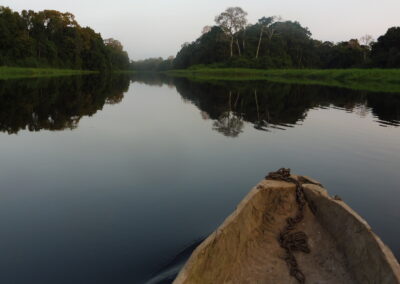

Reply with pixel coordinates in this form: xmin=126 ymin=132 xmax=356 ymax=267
xmin=3 ymin=0 xmax=400 ymax=59
xmin=0 ymin=81 xmax=399 ymax=283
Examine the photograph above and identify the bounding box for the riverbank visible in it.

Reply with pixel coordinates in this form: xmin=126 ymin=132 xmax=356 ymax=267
xmin=0 ymin=67 xmax=99 ymax=80
xmin=168 ymin=68 xmax=400 ymax=93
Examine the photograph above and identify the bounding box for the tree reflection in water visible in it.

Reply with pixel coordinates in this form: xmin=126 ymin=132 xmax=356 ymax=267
xmin=1 ymin=73 xmax=399 ymax=136
xmin=0 ymin=74 xmax=132 ymax=134
xmin=212 ymin=91 xmax=244 ymax=137
xmin=161 ymin=76 xmax=400 ymax=136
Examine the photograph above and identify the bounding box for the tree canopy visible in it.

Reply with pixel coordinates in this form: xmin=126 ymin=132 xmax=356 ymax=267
xmin=168 ymin=7 xmax=400 ymax=70
xmin=371 ymin=27 xmax=400 ymax=68
xmin=0 ymin=6 xmax=130 ymax=71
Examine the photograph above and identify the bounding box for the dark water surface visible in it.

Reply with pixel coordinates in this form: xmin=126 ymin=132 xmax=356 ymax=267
xmin=0 ymin=74 xmax=399 ymax=283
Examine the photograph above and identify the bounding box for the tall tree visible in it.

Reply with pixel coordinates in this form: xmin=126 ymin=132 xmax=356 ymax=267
xmin=202 ymin=25 xmax=212 ymax=35
xmin=371 ymin=27 xmax=400 ymax=68
xmin=255 ymin=16 xmax=276 ymax=59
xmin=104 ymin=38 xmax=130 ymax=70
xmin=359 ymin=34 xmax=374 ymax=63
xmin=360 ymin=34 xmax=374 ymax=47
xmin=215 ymin=7 xmax=248 ymax=57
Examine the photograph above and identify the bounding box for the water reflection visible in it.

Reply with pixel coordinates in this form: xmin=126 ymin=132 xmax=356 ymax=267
xmin=130 ymin=75 xmax=400 ymax=137
xmin=1 ymin=74 xmax=399 ymax=137
xmin=172 ymin=78 xmax=400 ymax=136
xmin=0 ymin=74 xmax=400 ymax=137
xmin=0 ymin=74 xmax=132 ymax=134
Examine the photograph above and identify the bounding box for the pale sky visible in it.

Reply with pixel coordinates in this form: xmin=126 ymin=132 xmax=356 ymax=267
xmin=2 ymin=0 xmax=399 ymax=60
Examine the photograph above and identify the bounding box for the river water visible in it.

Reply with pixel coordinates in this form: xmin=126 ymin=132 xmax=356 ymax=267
xmin=0 ymin=74 xmax=399 ymax=283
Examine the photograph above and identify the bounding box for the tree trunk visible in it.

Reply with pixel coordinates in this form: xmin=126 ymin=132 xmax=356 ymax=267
xmin=242 ymin=30 xmax=246 ymax=52
xmin=230 ymin=36 xmax=234 ymax=57
xmin=256 ymin=27 xmax=264 ymax=59
xmin=268 ymin=29 xmax=275 ymax=40
xmin=236 ymin=39 xmax=241 ymax=56
xmin=297 ymin=51 xmax=303 ymax=67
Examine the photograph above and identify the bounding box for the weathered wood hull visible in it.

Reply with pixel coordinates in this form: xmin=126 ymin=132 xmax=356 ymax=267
xmin=174 ymin=176 xmax=400 ymax=284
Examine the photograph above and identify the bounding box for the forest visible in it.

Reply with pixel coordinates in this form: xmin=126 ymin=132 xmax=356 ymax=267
xmin=132 ymin=7 xmax=400 ymax=71
xmin=2 ymin=6 xmax=399 ymax=73
xmin=0 ymin=6 xmax=130 ymax=71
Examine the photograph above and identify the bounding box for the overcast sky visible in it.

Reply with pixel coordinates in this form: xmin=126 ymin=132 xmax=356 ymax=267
xmin=2 ymin=0 xmax=399 ymax=60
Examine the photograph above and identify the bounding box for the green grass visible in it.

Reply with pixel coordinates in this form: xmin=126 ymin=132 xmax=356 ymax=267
xmin=168 ymin=68 xmax=400 ymax=93
xmin=0 ymin=66 xmax=98 ymax=79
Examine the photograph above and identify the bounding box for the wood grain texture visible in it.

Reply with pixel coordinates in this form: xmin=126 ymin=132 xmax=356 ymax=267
xmin=174 ymin=177 xmax=400 ymax=284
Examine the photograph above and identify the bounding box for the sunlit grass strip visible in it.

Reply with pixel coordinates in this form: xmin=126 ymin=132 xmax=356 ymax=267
xmin=0 ymin=66 xmax=98 ymax=79
xmin=168 ymin=68 xmax=400 ymax=93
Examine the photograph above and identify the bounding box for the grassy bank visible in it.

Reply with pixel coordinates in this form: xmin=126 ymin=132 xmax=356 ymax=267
xmin=0 ymin=66 xmax=98 ymax=79
xmin=168 ymin=68 xmax=400 ymax=93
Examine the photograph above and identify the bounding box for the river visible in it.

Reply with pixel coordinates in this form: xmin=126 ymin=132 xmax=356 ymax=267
xmin=0 ymin=74 xmax=399 ymax=283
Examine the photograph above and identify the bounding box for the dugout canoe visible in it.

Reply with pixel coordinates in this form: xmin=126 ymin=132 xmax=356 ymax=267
xmin=173 ymin=169 xmax=400 ymax=284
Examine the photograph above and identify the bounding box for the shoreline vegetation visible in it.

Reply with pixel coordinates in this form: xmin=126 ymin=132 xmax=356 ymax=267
xmin=3 ymin=65 xmax=400 ymax=94
xmin=2 ymin=5 xmax=399 ymax=92
xmin=131 ymin=6 xmax=400 ymax=94
xmin=168 ymin=68 xmax=400 ymax=93
xmin=0 ymin=67 xmax=136 ymax=80
xmin=0 ymin=67 xmax=97 ymax=79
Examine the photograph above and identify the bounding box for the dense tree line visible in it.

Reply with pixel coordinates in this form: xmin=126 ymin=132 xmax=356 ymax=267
xmin=0 ymin=6 xmax=130 ymax=70
xmin=170 ymin=7 xmax=400 ymax=70
xmin=130 ymin=56 xmax=174 ymax=72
